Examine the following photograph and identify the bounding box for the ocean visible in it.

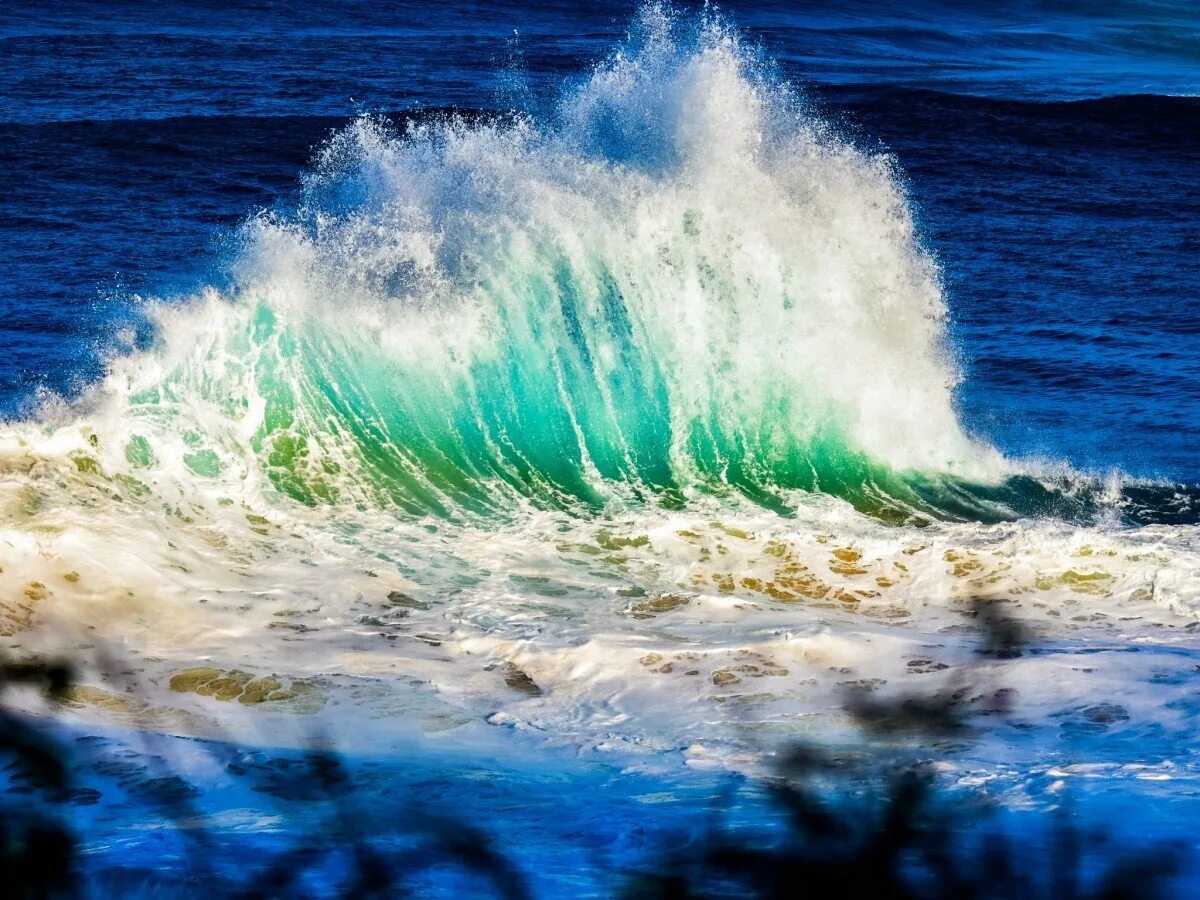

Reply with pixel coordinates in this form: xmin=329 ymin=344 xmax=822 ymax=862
xmin=1 ymin=1 xmax=1199 ymax=895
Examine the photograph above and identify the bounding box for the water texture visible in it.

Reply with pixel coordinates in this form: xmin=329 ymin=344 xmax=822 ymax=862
xmin=1 ymin=1 xmax=1199 ymax=893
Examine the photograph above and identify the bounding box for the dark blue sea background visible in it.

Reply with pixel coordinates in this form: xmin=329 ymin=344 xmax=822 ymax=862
xmin=2 ymin=1 xmax=1200 ymax=894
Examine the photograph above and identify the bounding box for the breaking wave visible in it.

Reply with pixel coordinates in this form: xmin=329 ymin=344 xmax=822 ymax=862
xmin=10 ymin=5 xmax=1191 ymax=528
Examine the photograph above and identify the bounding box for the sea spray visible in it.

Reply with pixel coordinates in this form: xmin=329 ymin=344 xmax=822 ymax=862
xmin=16 ymin=7 xmax=995 ymax=524
xmin=9 ymin=6 xmax=1191 ymax=526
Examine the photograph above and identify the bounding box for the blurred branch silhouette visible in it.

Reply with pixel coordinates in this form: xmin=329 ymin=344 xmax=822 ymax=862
xmin=625 ymin=599 xmax=1183 ymax=899
xmin=0 ymin=599 xmax=1187 ymax=898
xmin=0 ymin=654 xmax=528 ymax=899
xmin=1 ymin=658 xmax=78 ymax=899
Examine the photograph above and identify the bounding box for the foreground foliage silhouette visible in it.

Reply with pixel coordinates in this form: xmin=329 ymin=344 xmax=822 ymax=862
xmin=627 ymin=599 xmax=1184 ymax=899
xmin=0 ymin=601 xmax=1187 ymax=897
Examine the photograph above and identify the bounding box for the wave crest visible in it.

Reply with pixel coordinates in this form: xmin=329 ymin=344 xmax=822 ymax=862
xmin=14 ymin=5 xmax=1195 ymax=526
xmin=101 ymin=6 xmax=996 ymax=520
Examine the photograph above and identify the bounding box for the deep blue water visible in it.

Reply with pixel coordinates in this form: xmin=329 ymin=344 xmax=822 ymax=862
xmin=2 ymin=0 xmax=1198 ymax=484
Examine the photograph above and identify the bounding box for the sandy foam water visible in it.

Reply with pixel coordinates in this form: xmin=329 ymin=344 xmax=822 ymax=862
xmin=3 ymin=437 xmax=1199 ymax=797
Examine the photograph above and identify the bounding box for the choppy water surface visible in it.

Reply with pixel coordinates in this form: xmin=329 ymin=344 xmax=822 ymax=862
xmin=2 ymin=1 xmax=1199 ymax=893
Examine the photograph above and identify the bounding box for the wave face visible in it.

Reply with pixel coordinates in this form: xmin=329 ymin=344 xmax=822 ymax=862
xmin=86 ymin=8 xmax=995 ymax=523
